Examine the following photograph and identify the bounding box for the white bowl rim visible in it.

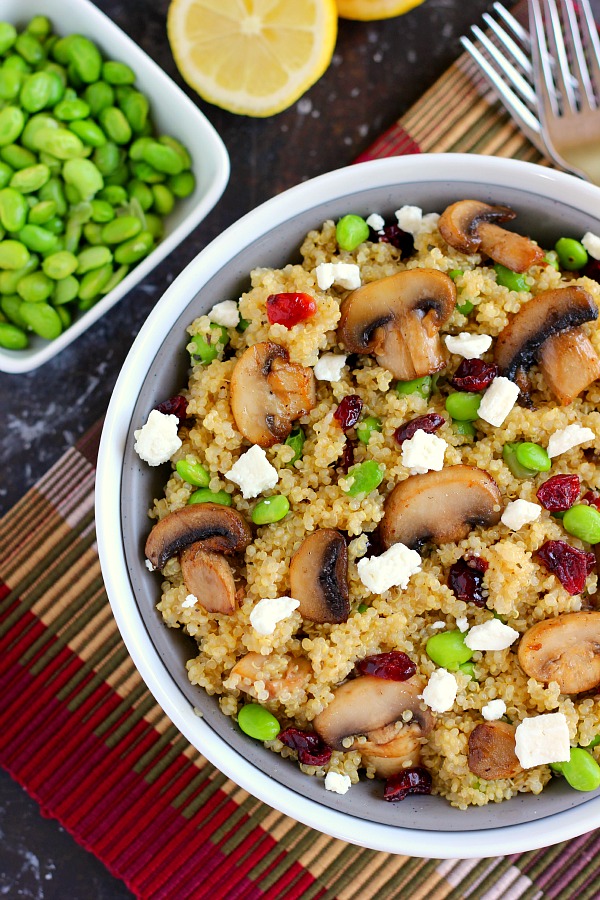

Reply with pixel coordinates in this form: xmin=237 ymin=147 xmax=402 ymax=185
xmin=97 ymin=153 xmax=600 ymax=858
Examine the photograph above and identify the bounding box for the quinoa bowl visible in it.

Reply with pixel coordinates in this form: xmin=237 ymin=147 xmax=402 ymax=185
xmin=97 ymin=155 xmax=600 ymax=857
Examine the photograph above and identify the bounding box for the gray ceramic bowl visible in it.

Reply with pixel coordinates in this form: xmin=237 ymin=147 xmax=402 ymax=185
xmin=97 ymin=155 xmax=600 ymax=857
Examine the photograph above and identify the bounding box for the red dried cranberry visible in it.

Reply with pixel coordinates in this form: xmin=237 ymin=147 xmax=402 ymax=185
xmin=338 ymin=438 xmax=356 ymax=473
xmin=334 ymin=395 xmax=363 ymax=431
xmin=394 ymin=413 xmax=445 ymax=446
xmin=448 ymin=556 xmax=488 ymax=607
xmin=356 ymin=651 xmax=416 ymax=681
xmin=536 ymin=475 xmax=581 ymax=511
xmin=450 ymin=359 xmax=499 ymax=392
xmin=154 ymin=395 xmax=188 ymax=420
xmin=535 ymin=540 xmax=596 ymax=595
xmin=266 ymin=292 xmax=317 ymax=328
xmin=583 ymin=258 xmax=600 ymax=284
xmin=278 ymin=727 xmax=332 ymax=767
xmin=378 ymin=223 xmax=414 ymax=256
xmin=383 ymin=767 xmax=432 ymax=802
xmin=582 ymin=491 xmax=600 ymax=511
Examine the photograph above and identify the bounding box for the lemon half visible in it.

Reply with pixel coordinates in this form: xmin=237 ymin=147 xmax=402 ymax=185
xmin=336 ymin=0 xmax=425 ymax=20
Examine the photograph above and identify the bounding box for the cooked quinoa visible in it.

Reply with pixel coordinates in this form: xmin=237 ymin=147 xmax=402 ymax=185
xmin=145 ymin=207 xmax=600 ymax=809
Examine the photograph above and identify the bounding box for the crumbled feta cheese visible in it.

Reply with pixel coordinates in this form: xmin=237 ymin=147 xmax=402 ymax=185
xmin=314 ymin=353 xmax=347 ymax=382
xmin=182 ymin=594 xmax=198 ymax=608
xmin=366 ymin=213 xmax=385 ymax=232
xmin=478 ymin=376 xmax=519 ymax=427
xmin=401 ymin=430 xmax=447 ymax=475
xmin=324 ymin=771 xmax=352 ymax=794
xmin=444 ymin=332 xmax=493 ymax=359
xmin=395 ymin=205 xmax=422 ymax=235
xmin=547 ymin=424 xmax=596 ymax=458
xmin=225 ymin=445 xmax=278 ymax=499
xmin=514 ymin=713 xmax=570 ymax=768
xmin=456 ymin=616 xmax=469 ymax=633
xmin=208 ymin=299 xmax=240 ymax=328
xmin=582 ymin=231 xmax=600 ymax=260
xmin=134 ymin=409 xmax=182 ymax=466
xmin=421 ymin=668 xmax=458 ymax=713
xmin=465 ymin=618 xmax=519 ymax=651
xmin=145 ymin=558 xmax=155 ymax=572
xmin=482 ymin=699 xmax=507 ymax=721
xmin=501 ymin=499 xmax=541 ymax=531
xmin=315 ymin=262 xmax=361 ymax=291
xmin=357 ymin=542 xmax=422 ymax=594
xmin=249 ymin=596 xmax=299 ymax=635
xmin=431 ymin=621 xmax=446 ymax=630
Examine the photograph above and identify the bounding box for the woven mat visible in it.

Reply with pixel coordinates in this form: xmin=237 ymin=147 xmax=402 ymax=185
xmin=3 ymin=29 xmax=600 ymax=900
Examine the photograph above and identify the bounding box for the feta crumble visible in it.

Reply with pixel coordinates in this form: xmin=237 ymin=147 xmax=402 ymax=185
xmin=401 ymin=429 xmax=447 ymax=475
xmin=456 ymin=616 xmax=469 ymax=633
xmin=357 ymin=542 xmax=422 ymax=594
xmin=444 ymin=332 xmax=492 ymax=359
xmin=182 ymin=594 xmax=198 ymax=608
xmin=482 ymin=699 xmax=507 ymax=721
xmin=547 ymin=424 xmax=595 ymax=458
xmin=315 ymin=262 xmax=361 ymax=291
xmin=501 ymin=499 xmax=541 ymax=531
xmin=478 ymin=376 xmax=519 ymax=427
xmin=145 ymin=558 xmax=155 ymax=572
xmin=421 ymin=668 xmax=458 ymax=713
xmin=582 ymin=231 xmax=600 ymax=260
xmin=431 ymin=621 xmax=446 ymax=630
xmin=314 ymin=353 xmax=347 ymax=382
xmin=225 ymin=445 xmax=278 ymax=499
xmin=249 ymin=596 xmax=299 ymax=635
xmin=324 ymin=771 xmax=352 ymax=794
xmin=134 ymin=409 xmax=182 ymax=467
xmin=366 ymin=212 xmax=385 ymax=232
xmin=208 ymin=300 xmax=239 ymax=328
xmin=514 ymin=713 xmax=570 ymax=768
xmin=395 ymin=206 xmax=440 ymax=237
xmin=465 ymin=618 xmax=519 ymax=651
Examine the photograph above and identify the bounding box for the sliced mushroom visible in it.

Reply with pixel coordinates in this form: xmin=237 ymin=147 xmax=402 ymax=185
xmin=289 ymin=529 xmax=350 ymax=624
xmin=468 ymin=721 xmax=522 ymax=780
xmin=312 ymin=674 xmax=434 ymax=751
xmin=230 ymin=341 xmax=316 ymax=447
xmin=518 ymin=611 xmax=600 ymax=694
xmin=145 ymin=503 xmax=252 ymax=570
xmin=495 ymin=286 xmax=600 ymax=404
xmin=180 ymin=545 xmax=237 ymax=614
xmin=337 ymin=269 xmax=456 ymax=380
xmin=439 ymin=200 xmax=545 ymax=272
xmin=230 ymin=652 xmax=312 ymax=699
xmin=380 ymin=466 xmax=502 ymax=551
xmin=360 ymin=721 xmax=426 ymax=778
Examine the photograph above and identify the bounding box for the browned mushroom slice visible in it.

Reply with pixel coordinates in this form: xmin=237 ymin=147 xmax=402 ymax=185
xmin=145 ymin=502 xmax=252 ymax=570
xmin=468 ymin=721 xmax=522 ymax=780
xmin=180 ymin=545 xmax=237 ymax=614
xmin=380 ymin=466 xmax=502 ymax=551
xmin=495 ymin=286 xmax=599 ymax=404
xmin=230 ymin=341 xmax=316 ymax=447
xmin=230 ymin=652 xmax=312 ymax=699
xmin=312 ymin=674 xmax=433 ymax=751
xmin=517 ymin=611 xmax=600 ymax=694
xmin=289 ymin=529 xmax=350 ymax=624
xmin=361 ymin=720 xmax=431 ymax=778
xmin=439 ymin=200 xmax=545 ymax=272
xmin=337 ymin=269 xmax=456 ymax=380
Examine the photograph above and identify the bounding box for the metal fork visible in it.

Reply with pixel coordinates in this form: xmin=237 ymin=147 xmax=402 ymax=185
xmin=529 ymin=0 xmax=600 ymax=183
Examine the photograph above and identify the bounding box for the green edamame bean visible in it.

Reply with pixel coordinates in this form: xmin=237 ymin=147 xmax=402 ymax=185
xmin=0 ymin=293 xmax=27 ymax=327
xmin=83 ymin=222 xmax=103 ymax=245
xmin=356 ymin=416 xmax=382 ymax=444
xmin=457 ymin=299 xmax=474 ymax=316
xmin=130 ymin=159 xmax=164 ymax=183
xmin=0 ymin=67 xmax=22 ymax=101
xmin=0 ymin=23 xmax=17 ymax=55
xmin=43 ymin=216 xmax=64 ymax=236
xmin=151 ymin=184 xmax=174 ymax=216
xmin=39 ymin=177 xmax=67 ymax=216
xmin=90 ymin=199 xmax=114 ymax=223
xmin=129 ymin=137 xmax=153 ymax=161
xmin=344 ymin=459 xmax=384 ymax=496
xmin=15 ymin=32 xmax=45 ymax=66
xmin=63 ymin=157 xmax=104 ymax=200
xmin=35 ymin=126 xmax=84 ymax=159
xmin=42 ymin=250 xmax=78 ymax=280
xmin=116 ymin=86 xmax=149 ymax=133
xmin=555 ymin=237 xmax=588 ymax=271
xmin=159 ymin=135 xmax=192 ymax=168
xmin=588 ymin=735 xmax=600 ymax=749
xmin=336 ymin=214 xmax=369 ymax=251
xmin=453 ymin=419 xmax=476 ymax=439
xmin=144 ymin=213 xmax=163 ymax=240
xmin=0 ymin=143 xmax=36 ymax=169
xmin=51 ymin=35 xmax=76 ymax=66
xmin=459 ymin=661 xmax=476 ymax=679
xmin=83 ymin=80 xmax=114 ymax=116
xmin=426 ymin=629 xmax=473 ymax=670
xmin=18 ymin=224 xmax=58 ymax=254
xmin=102 ymin=60 xmax=135 ymax=85
xmin=544 ymin=252 xmax=560 ymax=270
xmin=52 ymin=274 xmax=78 ymax=305
xmin=9 ymin=163 xmax=50 ymax=193
xmin=26 ymin=16 xmax=51 ymax=39
xmin=67 ymin=35 xmax=102 ymax=84
xmin=17 ymin=270 xmax=53 ymax=302
xmin=21 ymin=113 xmax=59 ymax=152
xmin=64 ymin=219 xmax=81 ymax=253
xmin=64 ymin=182 xmax=81 ymax=205
xmin=54 ymin=96 xmax=90 ymax=121
xmin=55 ymin=304 xmax=71 ymax=329
xmin=503 ymin=443 xmax=537 ymax=479
xmin=100 ymin=263 xmax=128 ymax=294
xmin=103 ymin=161 xmax=129 ymax=187
xmin=188 ymin=488 xmax=232 ymax=506
xmin=237 ymin=703 xmax=280 ymax=741
xmin=168 ymin=170 xmax=195 ymax=199
xmin=99 ymin=106 xmax=131 ymax=144
xmin=98 ymin=184 xmax=127 ymax=206
xmin=285 ymin=427 xmax=305 ymax=465
xmin=0 ymin=106 xmax=24 ymax=146
xmin=514 ymin=442 xmax=551 ymax=473
xmin=20 ymin=71 xmax=54 ymax=112
xmin=448 ymin=268 xmax=463 ymax=280
xmin=3 ymin=55 xmax=30 ymax=74
xmin=69 ymin=118 xmax=106 ymax=148
xmin=396 ymin=375 xmax=433 ymax=399
xmin=141 ymin=140 xmax=183 ymax=176
xmin=77 ymin=244 xmax=112 ymax=273
xmin=20 ymin=300 xmax=62 ymax=339
xmin=445 ymin=392 xmax=481 ymax=421
xmin=0 ymin=161 xmax=12 ymax=189
xmin=114 ymin=230 xmax=153 ymax=264
xmin=0 ymin=187 xmax=28 ymax=231
xmin=92 ymin=141 xmax=121 ymax=176
xmin=176 ymin=458 xmax=210 ymax=487
xmin=563 ymin=504 xmax=600 ymax=544
xmin=0 ymin=254 xmax=37 ymax=293
xmin=77 ymin=263 xmax=113 ymax=307
xmin=188 ymin=324 xmax=228 ymax=364
xmin=0 ymin=319 xmax=27 ymax=348
xmin=28 ymin=199 xmax=57 ymax=225
xmin=0 ymin=239 xmax=29 ymax=269
xmin=43 ymin=71 xmax=65 ymax=108
xmin=494 ymin=263 xmax=529 ymax=292
xmin=127 ymin=178 xmax=153 ymax=211
xmin=551 ymin=747 xmax=600 ymax=791
xmin=251 ymin=495 xmax=290 ymax=525
xmin=101 ymin=215 xmax=141 ymax=244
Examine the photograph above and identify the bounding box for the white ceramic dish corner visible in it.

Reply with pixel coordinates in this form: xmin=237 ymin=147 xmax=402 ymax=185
xmin=0 ymin=0 xmax=229 ymax=374
xmin=97 ymin=154 xmax=600 ymax=858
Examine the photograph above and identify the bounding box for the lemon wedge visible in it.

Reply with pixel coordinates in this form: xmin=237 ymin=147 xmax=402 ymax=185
xmin=336 ymin=0 xmax=424 ymax=20
xmin=167 ymin=0 xmax=338 ymax=117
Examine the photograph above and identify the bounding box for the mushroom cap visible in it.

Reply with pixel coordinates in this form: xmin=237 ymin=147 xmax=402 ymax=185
xmin=312 ymin=674 xmax=433 ymax=751
xmin=145 ymin=502 xmax=252 ymax=570
xmin=468 ymin=721 xmax=522 ymax=780
xmin=180 ymin=545 xmax=237 ymax=614
xmin=439 ymin=200 xmax=516 ymax=254
xmin=380 ymin=465 xmax=502 ymax=551
xmin=230 ymin=341 xmax=316 ymax=447
xmin=337 ymin=269 xmax=456 ymax=380
xmin=289 ymin=528 xmax=350 ymax=624
xmin=517 ymin=611 xmax=600 ymax=694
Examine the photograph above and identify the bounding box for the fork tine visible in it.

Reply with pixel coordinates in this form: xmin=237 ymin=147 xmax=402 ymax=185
xmin=481 ymin=13 xmax=533 ymax=77
xmin=562 ymin=0 xmax=596 ymax=108
xmin=530 ymin=0 xmax=561 ymax=118
xmin=493 ymin=2 xmax=531 ymax=50
xmin=545 ymin=0 xmax=578 ymax=111
xmin=471 ymin=25 xmax=536 ymax=106
xmin=570 ymin=0 xmax=600 ymax=103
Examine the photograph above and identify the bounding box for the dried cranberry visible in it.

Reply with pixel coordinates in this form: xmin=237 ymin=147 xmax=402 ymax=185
xmin=535 ymin=540 xmax=596 ymax=595
xmin=356 ymin=651 xmax=416 ymax=681
xmin=582 ymin=491 xmax=600 ymax=511
xmin=378 ymin=224 xmax=414 ymax=256
xmin=448 ymin=556 xmax=488 ymax=607
xmin=266 ymin=292 xmax=317 ymax=328
xmin=394 ymin=413 xmax=445 ymax=446
xmin=338 ymin=438 xmax=356 ymax=473
xmin=154 ymin=395 xmax=188 ymax=420
xmin=383 ymin=767 xmax=432 ymax=802
xmin=334 ymin=394 xmax=363 ymax=431
xmin=583 ymin=258 xmax=600 ymax=285
xmin=450 ymin=359 xmax=499 ymax=392
xmin=278 ymin=727 xmax=332 ymax=767
xmin=536 ymin=475 xmax=581 ymax=511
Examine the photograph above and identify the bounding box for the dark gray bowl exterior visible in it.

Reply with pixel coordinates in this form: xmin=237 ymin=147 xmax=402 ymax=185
xmin=119 ymin=173 xmax=600 ymax=833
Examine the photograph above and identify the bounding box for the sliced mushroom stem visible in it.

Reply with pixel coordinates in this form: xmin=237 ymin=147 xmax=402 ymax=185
xmin=477 ymin=222 xmax=545 ymax=273
xmin=145 ymin=503 xmax=252 ymax=570
xmin=538 ymin=327 xmax=600 ymax=406
xmin=362 ymin=724 xmax=424 ymax=778
xmin=517 ymin=611 xmax=600 ymax=694
xmin=180 ymin=545 xmax=237 ymax=614
xmin=289 ymin=529 xmax=350 ymax=624
xmin=230 ymin=652 xmax=312 ymax=699
xmin=468 ymin=721 xmax=522 ymax=780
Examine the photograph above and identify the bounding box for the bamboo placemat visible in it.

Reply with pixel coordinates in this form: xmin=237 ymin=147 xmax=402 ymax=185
xmin=2 ymin=35 xmax=600 ymax=900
